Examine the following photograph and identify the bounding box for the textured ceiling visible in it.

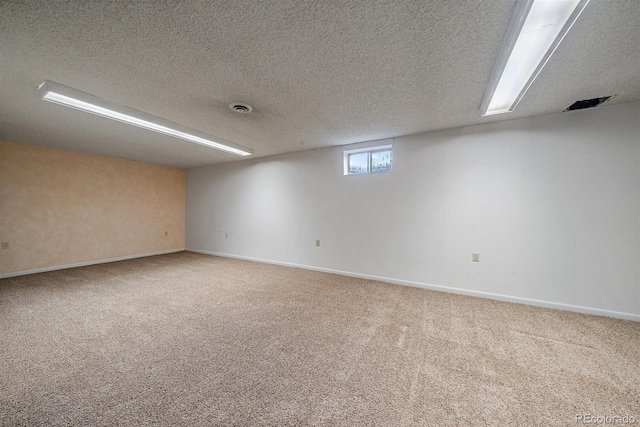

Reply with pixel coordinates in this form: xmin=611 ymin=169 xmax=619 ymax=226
xmin=1 ymin=0 xmax=639 ymax=168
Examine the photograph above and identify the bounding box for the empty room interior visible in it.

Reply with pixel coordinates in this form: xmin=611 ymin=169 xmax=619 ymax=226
xmin=1 ymin=1 xmax=639 ymax=426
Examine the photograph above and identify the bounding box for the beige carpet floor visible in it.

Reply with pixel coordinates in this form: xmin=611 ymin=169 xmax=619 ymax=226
xmin=1 ymin=252 xmax=638 ymax=426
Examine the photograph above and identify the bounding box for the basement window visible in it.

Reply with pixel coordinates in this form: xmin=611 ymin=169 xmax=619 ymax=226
xmin=343 ymin=145 xmax=392 ymax=175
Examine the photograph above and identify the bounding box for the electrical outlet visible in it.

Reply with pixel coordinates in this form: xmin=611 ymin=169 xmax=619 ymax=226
xmin=2 ymin=242 xmax=9 ymax=249
xmin=316 ymin=240 xmax=320 ymax=247
xmin=472 ymin=252 xmax=480 ymax=262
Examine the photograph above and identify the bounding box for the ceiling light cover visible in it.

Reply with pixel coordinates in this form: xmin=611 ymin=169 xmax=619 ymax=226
xmin=38 ymin=81 xmax=253 ymax=156
xmin=481 ymin=0 xmax=590 ymax=116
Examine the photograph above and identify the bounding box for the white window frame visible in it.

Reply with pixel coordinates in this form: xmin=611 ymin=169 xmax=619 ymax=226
xmin=343 ymin=144 xmax=392 ymax=176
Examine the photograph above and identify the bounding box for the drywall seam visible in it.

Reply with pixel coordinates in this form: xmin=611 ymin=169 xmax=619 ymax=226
xmin=187 ymin=249 xmax=640 ymax=322
xmin=0 ymin=249 xmax=185 ymax=279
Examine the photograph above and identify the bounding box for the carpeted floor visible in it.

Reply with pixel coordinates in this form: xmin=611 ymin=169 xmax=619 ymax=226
xmin=1 ymin=252 xmax=638 ymax=426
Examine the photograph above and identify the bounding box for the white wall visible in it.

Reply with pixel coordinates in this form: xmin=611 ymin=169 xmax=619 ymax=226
xmin=186 ymin=102 xmax=640 ymax=319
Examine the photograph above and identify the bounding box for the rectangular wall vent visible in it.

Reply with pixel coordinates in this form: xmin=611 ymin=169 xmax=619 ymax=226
xmin=565 ymin=96 xmax=611 ymax=111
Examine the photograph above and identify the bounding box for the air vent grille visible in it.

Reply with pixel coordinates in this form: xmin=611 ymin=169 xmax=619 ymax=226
xmin=229 ymin=103 xmax=252 ymax=113
xmin=565 ymin=96 xmax=611 ymax=111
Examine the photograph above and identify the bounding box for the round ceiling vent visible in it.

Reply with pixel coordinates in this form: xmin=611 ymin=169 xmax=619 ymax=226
xmin=229 ymin=102 xmax=252 ymax=113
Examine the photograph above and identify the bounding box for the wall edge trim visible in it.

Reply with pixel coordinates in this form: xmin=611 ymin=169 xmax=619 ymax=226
xmin=0 ymin=249 xmax=185 ymax=279
xmin=186 ymin=248 xmax=640 ymax=322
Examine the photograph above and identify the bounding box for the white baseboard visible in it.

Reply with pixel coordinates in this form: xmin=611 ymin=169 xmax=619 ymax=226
xmin=0 ymin=249 xmax=185 ymax=279
xmin=187 ymin=249 xmax=640 ymax=322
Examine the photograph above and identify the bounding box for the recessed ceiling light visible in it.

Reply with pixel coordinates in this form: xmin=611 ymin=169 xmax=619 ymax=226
xmin=229 ymin=103 xmax=253 ymax=114
xmin=38 ymin=81 xmax=253 ymax=156
xmin=481 ymin=0 xmax=590 ymax=116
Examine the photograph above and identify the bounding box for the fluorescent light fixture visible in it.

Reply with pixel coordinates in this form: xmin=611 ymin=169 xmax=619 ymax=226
xmin=481 ymin=0 xmax=590 ymax=116
xmin=38 ymin=81 xmax=253 ymax=156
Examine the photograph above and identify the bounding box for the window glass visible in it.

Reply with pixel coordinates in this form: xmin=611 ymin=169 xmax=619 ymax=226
xmin=348 ymin=152 xmax=369 ymax=174
xmin=343 ymin=144 xmax=392 ymax=175
xmin=371 ymin=150 xmax=391 ymax=173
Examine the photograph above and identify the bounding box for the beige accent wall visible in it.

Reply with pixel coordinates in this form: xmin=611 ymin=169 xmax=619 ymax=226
xmin=0 ymin=139 xmax=185 ymax=275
